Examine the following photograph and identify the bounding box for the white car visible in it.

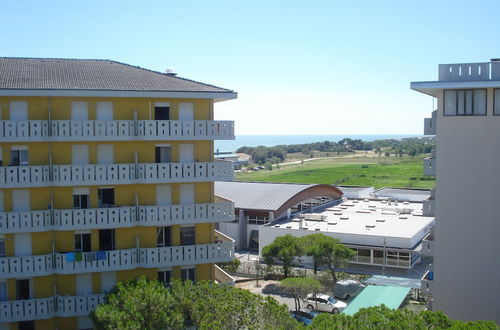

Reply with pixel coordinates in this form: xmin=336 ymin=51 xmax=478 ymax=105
xmin=303 ymin=294 xmax=347 ymax=313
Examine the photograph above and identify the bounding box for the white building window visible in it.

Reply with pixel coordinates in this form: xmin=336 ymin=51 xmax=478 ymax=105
xmin=181 ymin=267 xmax=195 ymax=282
xmin=158 ymin=270 xmax=172 ymax=286
xmin=444 ymin=89 xmax=486 ymax=116
xmin=10 ymin=147 xmax=28 ymax=166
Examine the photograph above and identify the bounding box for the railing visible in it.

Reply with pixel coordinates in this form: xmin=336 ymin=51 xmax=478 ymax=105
xmin=423 ymin=157 xmax=436 ymax=176
xmin=0 ymin=120 xmax=235 ymax=142
xmin=0 ymin=242 xmax=234 ymax=279
xmin=0 ymin=294 xmax=105 ymax=323
xmin=0 ymin=202 xmax=234 ymax=234
xmin=0 ymin=161 xmax=233 ymax=188
xmin=421 ymin=233 xmax=434 ymax=257
xmin=421 ymin=268 xmax=434 ymax=295
xmin=214 ymin=229 xmax=235 ymax=243
xmin=424 ymin=110 xmax=437 ymax=135
xmin=214 ymin=264 xmax=235 ymax=286
xmin=438 ymin=61 xmax=500 ymax=81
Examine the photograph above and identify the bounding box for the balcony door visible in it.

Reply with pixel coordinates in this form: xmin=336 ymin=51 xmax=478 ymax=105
xmin=72 ymin=145 xmax=89 ymax=165
xmin=71 ymin=101 xmax=88 ymax=120
xmin=9 ymin=101 xmax=28 ymax=121
xmin=180 ymin=184 xmax=195 ymax=205
xmin=98 ymin=188 xmax=115 ymax=207
xmin=10 ymin=147 xmax=28 ymax=166
xmin=13 ymin=190 xmax=30 ymax=211
xmin=97 ymin=145 xmax=114 ymax=164
xmin=101 ymin=272 xmax=117 ymax=292
xmin=96 ymin=102 xmax=113 ymax=120
xmin=157 ymin=226 xmax=172 ymax=247
xmin=76 ymin=274 xmax=93 ymax=295
xmin=178 ymin=103 xmax=194 ymax=120
xmin=154 ymin=102 xmax=170 ymax=120
xmin=156 ymin=185 xmax=172 ymax=205
xmin=179 ymin=144 xmax=194 ymax=163
xmin=16 ymin=279 xmax=31 ymax=300
xmin=155 ymin=146 xmax=171 ymax=163
xmin=99 ymin=229 xmax=115 ymax=251
xmin=75 ymin=232 xmax=92 ymax=252
xmin=14 ymin=233 xmax=31 ymax=257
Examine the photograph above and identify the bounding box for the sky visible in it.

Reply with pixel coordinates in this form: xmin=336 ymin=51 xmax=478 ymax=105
xmin=1 ymin=0 xmax=499 ymax=135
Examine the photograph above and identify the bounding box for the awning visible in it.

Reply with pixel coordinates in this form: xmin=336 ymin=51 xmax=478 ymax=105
xmin=342 ymin=285 xmax=411 ymax=316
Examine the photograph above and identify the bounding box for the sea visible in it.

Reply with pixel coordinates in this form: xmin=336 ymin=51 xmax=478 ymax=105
xmin=215 ymin=135 xmax=422 ymax=153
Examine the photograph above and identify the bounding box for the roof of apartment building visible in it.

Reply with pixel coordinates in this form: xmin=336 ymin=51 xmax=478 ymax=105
xmin=215 ymin=181 xmax=343 ymax=212
xmin=0 ymin=57 xmax=235 ymax=97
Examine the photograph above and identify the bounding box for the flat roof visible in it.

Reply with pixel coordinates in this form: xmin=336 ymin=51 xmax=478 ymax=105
xmin=342 ymin=285 xmax=411 ymax=316
xmin=374 ymin=187 xmax=431 ymax=202
xmin=337 ymin=186 xmax=373 ymax=193
xmin=267 ymin=199 xmax=434 ymax=248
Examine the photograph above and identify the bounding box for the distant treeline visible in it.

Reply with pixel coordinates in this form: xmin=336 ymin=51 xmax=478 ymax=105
xmin=236 ymin=137 xmax=435 ymax=165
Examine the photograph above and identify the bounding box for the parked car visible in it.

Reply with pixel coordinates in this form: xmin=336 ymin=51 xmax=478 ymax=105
xmin=289 ymin=310 xmax=318 ymax=326
xmin=303 ymin=294 xmax=347 ymax=313
xmin=333 ymin=280 xmax=366 ymax=300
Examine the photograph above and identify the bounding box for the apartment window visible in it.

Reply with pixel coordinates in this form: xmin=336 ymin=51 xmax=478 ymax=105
xmin=10 ymin=149 xmax=28 ymax=166
xmin=180 ymin=226 xmax=195 ymax=246
xmin=494 ymin=89 xmax=500 ymax=115
xmin=99 ymin=229 xmax=115 ymax=251
xmin=16 ymin=279 xmax=31 ymax=300
xmin=444 ymin=89 xmax=486 ymax=116
xmin=0 ymin=237 xmax=5 ymax=257
xmin=154 ymin=104 xmax=170 ymax=120
xmin=158 ymin=270 xmax=172 ymax=286
xmin=75 ymin=232 xmax=92 ymax=252
xmin=73 ymin=194 xmax=89 ymax=209
xmin=98 ymin=188 xmax=115 ymax=207
xmin=0 ymin=281 xmax=7 ymax=301
xmin=157 ymin=227 xmax=172 ymax=247
xmin=181 ymin=267 xmax=195 ymax=282
xmin=155 ymin=146 xmax=171 ymax=163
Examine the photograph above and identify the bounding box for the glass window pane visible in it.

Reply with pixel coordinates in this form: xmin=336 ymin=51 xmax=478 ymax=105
xmin=444 ymin=90 xmax=457 ymax=115
xmin=457 ymin=90 xmax=465 ymax=115
xmin=465 ymin=90 xmax=473 ymax=115
xmin=474 ymin=89 xmax=486 ymax=115
xmin=495 ymin=89 xmax=500 ymax=115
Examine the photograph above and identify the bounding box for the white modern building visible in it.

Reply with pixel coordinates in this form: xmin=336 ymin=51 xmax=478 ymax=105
xmin=259 ymin=198 xmax=434 ymax=270
xmin=411 ymin=59 xmax=500 ymax=323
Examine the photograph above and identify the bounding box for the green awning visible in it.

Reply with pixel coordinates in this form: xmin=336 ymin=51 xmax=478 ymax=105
xmin=342 ymin=285 xmax=411 ymax=316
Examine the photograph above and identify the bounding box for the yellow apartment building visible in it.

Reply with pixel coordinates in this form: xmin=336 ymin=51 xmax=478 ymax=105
xmin=0 ymin=58 xmax=236 ymax=329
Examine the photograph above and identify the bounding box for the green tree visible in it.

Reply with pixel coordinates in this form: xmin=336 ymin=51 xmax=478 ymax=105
xmin=90 ymin=277 xmax=184 ymax=330
xmin=262 ymin=234 xmax=303 ymax=278
xmin=300 ymin=233 xmax=327 ymax=274
xmin=280 ymin=277 xmax=322 ymax=311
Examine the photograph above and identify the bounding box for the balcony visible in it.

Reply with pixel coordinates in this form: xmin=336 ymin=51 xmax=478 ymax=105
xmin=0 ymin=294 xmax=104 ymax=323
xmin=0 ymin=161 xmax=233 ymax=188
xmin=0 ymin=120 xmax=235 ymax=142
xmin=424 ymin=110 xmax=437 ymax=135
xmin=421 ymin=232 xmax=434 ymax=257
xmin=438 ymin=61 xmax=500 ymax=82
xmin=421 ymin=266 xmax=434 ymax=295
xmin=0 ymin=202 xmax=234 ymax=234
xmin=0 ymin=242 xmax=234 ymax=279
xmin=423 ymin=156 xmax=436 ymax=176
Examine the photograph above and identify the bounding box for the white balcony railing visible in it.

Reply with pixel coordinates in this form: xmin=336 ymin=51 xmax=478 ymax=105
xmin=438 ymin=61 xmax=500 ymax=82
xmin=0 ymin=120 xmax=235 ymax=142
xmin=424 ymin=110 xmax=437 ymax=135
xmin=0 ymin=242 xmax=234 ymax=279
xmin=0 ymin=161 xmax=233 ymax=188
xmin=421 ymin=268 xmax=434 ymax=295
xmin=0 ymin=202 xmax=234 ymax=234
xmin=0 ymin=294 xmax=105 ymax=323
xmin=423 ymin=157 xmax=436 ymax=176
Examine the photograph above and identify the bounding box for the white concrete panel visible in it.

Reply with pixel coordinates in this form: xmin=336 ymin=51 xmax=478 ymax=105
xmin=14 ymin=233 xmax=31 ymax=256
xmin=180 ymin=184 xmax=195 ymax=205
xmin=71 ymin=102 xmax=88 ymax=120
xmin=96 ymin=102 xmax=113 ymax=120
xmin=9 ymin=101 xmax=28 ymax=120
xmin=156 ymin=185 xmax=172 ymax=205
xmin=97 ymin=145 xmax=114 ymax=164
xmin=178 ymin=102 xmax=194 ymax=120
xmin=179 ymin=144 xmax=194 ymax=163
xmin=13 ymin=190 xmax=30 ymax=211
xmin=72 ymin=145 xmax=89 ymax=165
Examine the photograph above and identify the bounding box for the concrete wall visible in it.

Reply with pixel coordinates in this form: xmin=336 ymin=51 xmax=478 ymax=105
xmin=433 ymin=88 xmax=500 ymax=323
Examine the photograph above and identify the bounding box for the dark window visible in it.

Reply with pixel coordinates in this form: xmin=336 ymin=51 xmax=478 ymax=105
xmin=158 ymin=271 xmax=172 ymax=285
xmin=99 ymin=229 xmax=115 ymax=251
xmin=157 ymin=227 xmax=172 ymax=247
xmin=155 ymin=106 xmax=170 ymax=120
xmin=249 ymin=230 xmax=259 ymax=250
xmin=444 ymin=89 xmax=487 ymax=116
xmin=155 ymin=146 xmax=171 ymax=163
xmin=98 ymin=188 xmax=115 ymax=207
xmin=73 ymin=194 xmax=89 ymax=209
xmin=180 ymin=226 xmax=195 ymax=246
xmin=18 ymin=321 xmax=35 ymax=330
xmin=75 ymin=233 xmax=92 ymax=252
xmin=181 ymin=268 xmax=195 ymax=282
xmin=10 ymin=150 xmax=28 ymax=166
xmin=16 ymin=279 xmax=30 ymax=300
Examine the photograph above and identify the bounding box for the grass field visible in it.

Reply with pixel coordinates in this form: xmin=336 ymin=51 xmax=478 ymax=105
xmin=235 ymin=156 xmax=435 ymax=189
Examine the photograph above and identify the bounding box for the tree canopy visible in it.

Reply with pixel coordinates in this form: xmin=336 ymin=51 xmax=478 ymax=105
xmin=262 ymin=234 xmax=303 ymax=278
xmin=280 ymin=277 xmax=322 ymax=311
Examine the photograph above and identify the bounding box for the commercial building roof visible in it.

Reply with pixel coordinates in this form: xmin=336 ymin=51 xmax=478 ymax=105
xmin=342 ymin=285 xmax=411 ymax=316
xmin=266 ymin=198 xmax=434 ymax=249
xmin=0 ymin=57 xmax=235 ymax=98
xmin=214 ymin=181 xmax=342 ymax=212
xmin=373 ymin=187 xmax=431 ymax=202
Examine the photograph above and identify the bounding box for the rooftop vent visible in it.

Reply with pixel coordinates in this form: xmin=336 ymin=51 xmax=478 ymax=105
xmin=165 ymin=67 xmax=177 ymax=76
xmin=315 ymin=228 xmax=321 ymax=231
xmin=334 ymin=212 xmax=342 ymax=215
xmin=328 ymin=222 xmax=337 ymax=225
xmin=353 ymin=200 xmax=359 ymax=203
xmin=365 ymin=224 xmax=376 ymax=230
xmin=382 ymin=210 xmax=398 ymax=215
xmin=376 ymin=218 xmax=386 ymax=222
xmin=357 ymin=210 xmax=372 ymax=214
xmin=274 ymin=225 xmax=280 ymax=228
xmin=286 ymin=226 xmax=292 ymax=229
xmin=304 ymin=213 xmax=326 ymax=221
xmin=381 ymin=200 xmax=388 ymax=204
xmin=341 ymin=206 xmax=348 ymax=210
xmin=340 ymin=216 xmax=349 ymax=220
xmin=403 ymin=201 xmax=410 ymax=205
xmin=399 ymin=215 xmax=408 ymax=220
xmin=363 ymin=199 xmax=369 ymax=202
xmin=343 ymin=203 xmax=355 ymax=207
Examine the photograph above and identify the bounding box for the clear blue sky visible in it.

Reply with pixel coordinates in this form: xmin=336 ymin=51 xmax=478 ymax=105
xmin=2 ymin=0 xmax=499 ymax=134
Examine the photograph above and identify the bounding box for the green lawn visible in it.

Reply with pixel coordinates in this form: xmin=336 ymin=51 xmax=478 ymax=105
xmin=236 ymin=157 xmax=435 ymax=189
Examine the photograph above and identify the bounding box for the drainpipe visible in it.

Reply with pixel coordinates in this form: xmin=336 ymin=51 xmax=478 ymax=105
xmin=133 ymin=109 xmax=138 ymax=136
xmin=135 ymin=235 xmax=140 ymax=264
xmin=134 ymin=152 xmax=138 ymax=179
xmin=135 ymin=193 xmax=139 ymax=224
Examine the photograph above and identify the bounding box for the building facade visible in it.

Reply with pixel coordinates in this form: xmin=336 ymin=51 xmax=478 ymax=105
xmin=0 ymin=58 xmax=236 ymax=329
xmin=412 ymin=59 xmax=500 ymax=323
